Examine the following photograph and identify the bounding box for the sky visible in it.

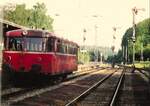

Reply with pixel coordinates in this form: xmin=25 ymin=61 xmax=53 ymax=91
xmin=0 ymin=0 xmax=149 ymax=51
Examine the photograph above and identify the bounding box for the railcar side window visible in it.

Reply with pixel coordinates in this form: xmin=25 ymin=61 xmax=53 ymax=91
xmin=56 ymin=40 xmax=78 ymax=55
xmin=68 ymin=45 xmax=72 ymax=54
xmin=47 ymin=37 xmax=54 ymax=52
xmin=57 ymin=40 xmax=61 ymax=53
xmin=74 ymin=47 xmax=78 ymax=54
xmin=61 ymin=43 xmax=66 ymax=53
xmin=64 ymin=43 xmax=67 ymax=53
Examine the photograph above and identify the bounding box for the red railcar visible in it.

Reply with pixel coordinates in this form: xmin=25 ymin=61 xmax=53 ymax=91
xmin=2 ymin=29 xmax=78 ymax=79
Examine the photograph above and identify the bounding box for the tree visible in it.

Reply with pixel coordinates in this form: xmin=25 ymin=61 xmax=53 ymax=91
xmin=121 ymin=18 xmax=150 ymax=61
xmin=78 ymin=50 xmax=90 ymax=63
xmin=106 ymin=50 xmax=122 ymax=64
xmin=4 ymin=4 xmax=29 ymax=26
xmin=4 ymin=3 xmax=53 ymax=31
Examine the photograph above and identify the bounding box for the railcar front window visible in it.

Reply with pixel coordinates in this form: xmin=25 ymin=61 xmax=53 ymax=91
xmin=7 ymin=37 xmax=45 ymax=52
xmin=26 ymin=38 xmax=45 ymax=52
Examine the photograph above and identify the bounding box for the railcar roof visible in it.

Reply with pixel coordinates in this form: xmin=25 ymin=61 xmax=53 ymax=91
xmin=6 ymin=29 xmax=79 ymax=46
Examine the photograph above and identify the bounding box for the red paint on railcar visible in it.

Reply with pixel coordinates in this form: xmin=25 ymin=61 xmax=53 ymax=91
xmin=3 ymin=29 xmax=78 ymax=77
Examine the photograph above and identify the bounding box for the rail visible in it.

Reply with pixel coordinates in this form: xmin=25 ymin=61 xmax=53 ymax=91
xmin=65 ymin=70 xmax=117 ymax=106
xmin=109 ymin=68 xmax=125 ymax=106
xmin=2 ymin=65 xmax=105 ymax=105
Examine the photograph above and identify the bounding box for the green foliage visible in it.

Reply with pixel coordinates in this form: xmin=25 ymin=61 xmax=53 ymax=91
xmin=121 ymin=18 xmax=150 ymax=61
xmin=78 ymin=51 xmax=90 ymax=63
xmin=114 ymin=50 xmax=122 ymax=63
xmin=78 ymin=49 xmax=105 ymax=63
xmin=136 ymin=18 xmax=150 ymax=46
xmin=135 ymin=61 xmax=150 ymax=68
xmin=79 ymin=46 xmax=112 ymax=63
xmin=106 ymin=50 xmax=122 ymax=63
xmin=4 ymin=3 xmax=53 ymax=31
xmin=88 ymin=51 xmax=95 ymax=61
xmin=107 ymin=55 xmax=113 ymax=63
xmin=143 ymin=44 xmax=150 ymax=60
xmin=121 ymin=27 xmax=132 ymax=46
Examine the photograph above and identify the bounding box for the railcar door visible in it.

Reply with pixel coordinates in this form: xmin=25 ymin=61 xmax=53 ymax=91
xmin=24 ymin=37 xmax=47 ymax=73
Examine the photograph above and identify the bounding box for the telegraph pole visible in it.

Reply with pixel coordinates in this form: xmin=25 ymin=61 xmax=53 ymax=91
xmin=112 ymin=27 xmax=116 ymax=67
xmin=125 ymin=45 xmax=128 ymax=64
xmin=100 ymin=52 xmax=103 ymax=64
xmin=127 ymin=39 xmax=130 ymax=63
xmin=122 ymin=45 xmax=124 ymax=64
xmin=92 ymin=15 xmax=102 ymax=63
xmin=83 ymin=29 xmax=86 ymax=63
xmin=94 ymin=25 xmax=98 ymax=62
xmin=83 ymin=28 xmax=86 ymax=48
xmin=140 ymin=36 xmax=144 ymax=61
xmin=112 ymin=27 xmax=121 ymax=66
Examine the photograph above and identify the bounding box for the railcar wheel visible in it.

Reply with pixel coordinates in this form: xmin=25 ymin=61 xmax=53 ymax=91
xmin=62 ymin=75 xmax=67 ymax=80
xmin=2 ymin=64 xmax=14 ymax=88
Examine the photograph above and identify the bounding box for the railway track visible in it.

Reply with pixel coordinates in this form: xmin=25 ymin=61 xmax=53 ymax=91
xmin=1 ymin=65 xmax=108 ymax=106
xmin=65 ymin=67 xmax=150 ymax=106
xmin=66 ymin=68 xmax=124 ymax=106
xmin=115 ymin=68 xmax=150 ymax=105
xmin=1 ymin=64 xmax=104 ymax=90
xmin=136 ymin=68 xmax=149 ymax=82
xmin=1 ymin=64 xmax=102 ymax=90
xmin=3 ymin=66 xmax=149 ymax=106
xmin=3 ymin=67 xmax=119 ymax=106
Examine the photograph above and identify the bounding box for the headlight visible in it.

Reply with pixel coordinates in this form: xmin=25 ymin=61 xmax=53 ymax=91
xmin=22 ymin=30 xmax=28 ymax=35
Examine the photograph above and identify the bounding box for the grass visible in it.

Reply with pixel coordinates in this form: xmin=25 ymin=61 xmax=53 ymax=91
xmin=126 ymin=61 xmax=150 ymax=69
xmin=134 ymin=61 xmax=150 ymax=69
